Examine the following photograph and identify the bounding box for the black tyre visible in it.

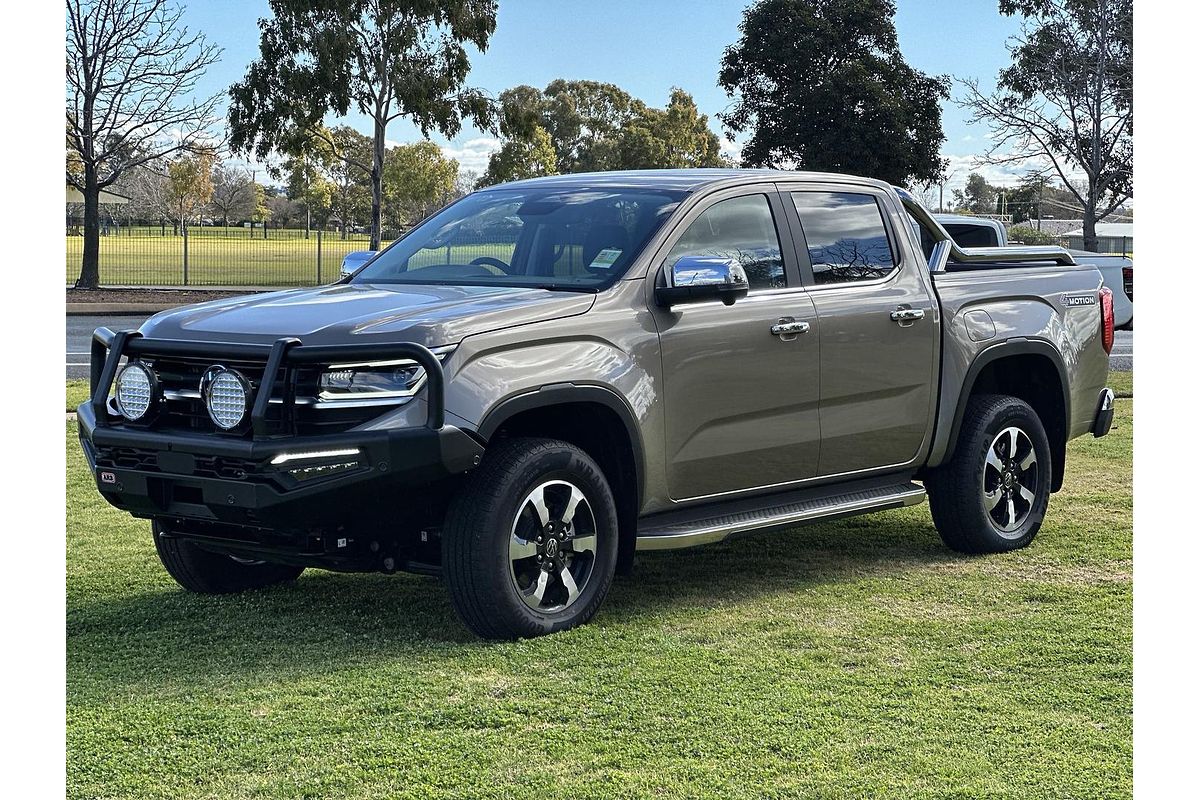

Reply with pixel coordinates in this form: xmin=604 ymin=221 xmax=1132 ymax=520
xmin=442 ymin=437 xmax=618 ymax=640
xmin=152 ymin=521 xmax=304 ymax=593
xmin=926 ymin=394 xmax=1053 ymax=554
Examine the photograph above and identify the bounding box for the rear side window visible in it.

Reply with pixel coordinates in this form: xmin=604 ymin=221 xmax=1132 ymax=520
xmin=790 ymin=192 xmax=897 ymax=285
xmin=944 ymin=223 xmax=1001 ymax=248
xmin=666 ymin=194 xmax=786 ymax=291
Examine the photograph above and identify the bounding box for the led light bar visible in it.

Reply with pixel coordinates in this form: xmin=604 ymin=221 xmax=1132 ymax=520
xmin=269 ymin=448 xmax=362 ymax=466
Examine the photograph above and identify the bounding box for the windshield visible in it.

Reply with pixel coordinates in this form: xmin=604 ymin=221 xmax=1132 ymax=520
xmin=351 ymin=187 xmax=686 ymax=291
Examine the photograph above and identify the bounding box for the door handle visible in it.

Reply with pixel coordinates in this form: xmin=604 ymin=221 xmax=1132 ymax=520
xmin=770 ymin=320 xmax=810 ymax=336
xmin=890 ymin=308 xmax=926 ymax=323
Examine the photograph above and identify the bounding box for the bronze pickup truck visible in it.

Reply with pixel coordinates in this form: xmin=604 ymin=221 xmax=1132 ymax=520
xmin=79 ymin=169 xmax=1115 ymax=639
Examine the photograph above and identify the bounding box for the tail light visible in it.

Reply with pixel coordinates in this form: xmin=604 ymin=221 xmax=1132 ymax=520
xmin=1122 ymin=266 xmax=1133 ymax=300
xmin=1099 ymin=286 xmax=1114 ymax=354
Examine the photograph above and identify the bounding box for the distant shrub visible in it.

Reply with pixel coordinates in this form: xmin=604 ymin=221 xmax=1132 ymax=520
xmin=1007 ymin=225 xmax=1064 ymax=246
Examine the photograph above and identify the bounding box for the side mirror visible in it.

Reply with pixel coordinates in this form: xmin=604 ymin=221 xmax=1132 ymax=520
xmin=339 ymin=250 xmax=378 ymax=280
xmin=655 ymin=256 xmax=750 ymax=308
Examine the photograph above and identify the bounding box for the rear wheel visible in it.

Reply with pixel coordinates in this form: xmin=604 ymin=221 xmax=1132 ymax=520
xmin=926 ymin=394 xmax=1052 ymax=554
xmin=152 ymin=521 xmax=304 ymax=593
xmin=442 ymin=437 xmax=618 ymax=640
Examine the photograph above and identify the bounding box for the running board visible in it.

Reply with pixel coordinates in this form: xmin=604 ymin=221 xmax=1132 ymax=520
xmin=636 ymin=479 xmax=926 ymax=551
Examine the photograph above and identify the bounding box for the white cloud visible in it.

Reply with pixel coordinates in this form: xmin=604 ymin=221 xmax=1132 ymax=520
xmin=440 ymin=137 xmax=503 ymax=174
xmin=937 ymin=151 xmax=1086 ymax=194
xmin=382 ymin=136 xmax=503 ymax=174
xmin=720 ymin=136 xmax=744 ymax=166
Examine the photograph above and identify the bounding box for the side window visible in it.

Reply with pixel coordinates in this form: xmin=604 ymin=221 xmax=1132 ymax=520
xmin=790 ymin=192 xmax=897 ymax=285
xmin=666 ymin=194 xmax=786 ymax=291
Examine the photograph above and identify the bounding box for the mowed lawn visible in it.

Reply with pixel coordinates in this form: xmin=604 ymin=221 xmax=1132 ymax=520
xmin=66 ymin=231 xmax=517 ymax=287
xmin=66 ymin=398 xmax=1132 ymax=798
xmin=66 ymin=233 xmax=384 ymax=286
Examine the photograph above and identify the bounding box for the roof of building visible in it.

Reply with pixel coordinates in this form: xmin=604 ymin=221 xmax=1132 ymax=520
xmin=1064 ymin=223 xmax=1133 ymax=238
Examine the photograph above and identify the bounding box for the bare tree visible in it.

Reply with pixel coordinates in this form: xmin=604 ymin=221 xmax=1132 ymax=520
xmin=961 ymin=0 xmax=1131 ymax=251
xmin=66 ymin=0 xmax=221 ymax=287
xmin=208 ymin=163 xmax=255 ymax=228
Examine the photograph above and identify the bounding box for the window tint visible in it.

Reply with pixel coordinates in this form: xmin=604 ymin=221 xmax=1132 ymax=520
xmin=791 ymin=192 xmax=896 ymax=285
xmin=666 ymin=194 xmax=785 ymax=291
xmin=943 ymin=223 xmax=1001 ymax=248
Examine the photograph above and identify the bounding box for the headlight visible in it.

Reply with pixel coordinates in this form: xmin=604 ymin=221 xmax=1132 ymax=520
xmin=114 ymin=361 xmax=157 ymax=421
xmin=318 ymin=360 xmax=426 ymax=401
xmin=201 ymin=366 xmax=250 ymax=430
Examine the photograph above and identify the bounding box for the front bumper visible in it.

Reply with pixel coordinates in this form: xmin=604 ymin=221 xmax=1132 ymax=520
xmin=1092 ymin=387 xmax=1115 ymax=438
xmin=78 ymin=403 xmax=483 ymax=526
xmin=79 ymin=328 xmax=484 ymax=528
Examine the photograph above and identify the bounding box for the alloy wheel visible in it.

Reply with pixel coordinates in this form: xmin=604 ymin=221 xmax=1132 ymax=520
xmin=982 ymin=426 xmax=1039 ymax=537
xmin=509 ymin=480 xmax=598 ymax=612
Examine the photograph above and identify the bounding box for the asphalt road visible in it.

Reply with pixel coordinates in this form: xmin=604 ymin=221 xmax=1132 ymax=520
xmin=66 ymin=315 xmax=1136 ymax=380
xmin=1109 ymin=329 xmax=1133 ymax=372
xmin=67 ymin=314 xmax=149 ymax=380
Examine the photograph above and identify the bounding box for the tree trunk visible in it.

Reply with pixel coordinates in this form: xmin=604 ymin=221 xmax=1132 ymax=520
xmin=76 ymin=167 xmax=102 ymax=289
xmin=370 ymin=116 xmax=385 ymax=250
xmin=1082 ymin=207 xmax=1098 ymax=253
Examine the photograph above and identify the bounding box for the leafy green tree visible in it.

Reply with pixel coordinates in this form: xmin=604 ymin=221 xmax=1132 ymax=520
xmin=382 ymin=141 xmax=459 ymax=231
xmin=166 ymin=152 xmax=216 ymax=229
xmin=478 ymin=126 xmax=559 ymax=187
xmin=951 ymin=173 xmax=999 ymax=214
xmin=718 ymin=0 xmax=949 ymax=185
xmin=281 ymin=151 xmax=336 ymax=234
xmin=486 ymin=83 xmax=724 ymax=179
xmin=962 ymin=0 xmax=1131 ymax=251
xmin=228 ymin=0 xmax=497 ymax=250
xmin=608 ymin=90 xmax=726 ymax=170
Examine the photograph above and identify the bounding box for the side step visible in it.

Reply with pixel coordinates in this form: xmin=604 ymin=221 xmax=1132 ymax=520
xmin=636 ymin=478 xmax=926 ymax=551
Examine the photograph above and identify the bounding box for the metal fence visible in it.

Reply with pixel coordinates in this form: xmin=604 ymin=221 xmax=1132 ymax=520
xmin=65 ymin=223 xmax=386 ymax=287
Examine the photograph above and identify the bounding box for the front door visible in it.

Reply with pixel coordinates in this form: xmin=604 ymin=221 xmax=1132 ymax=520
xmin=652 ymin=189 xmax=822 ymax=501
xmin=784 ymin=187 xmax=938 ymax=476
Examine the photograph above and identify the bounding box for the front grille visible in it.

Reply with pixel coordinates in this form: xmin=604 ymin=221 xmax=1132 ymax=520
xmin=92 ymin=445 xmax=268 ymax=481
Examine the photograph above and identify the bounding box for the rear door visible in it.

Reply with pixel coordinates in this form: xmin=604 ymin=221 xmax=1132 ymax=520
xmin=651 ymin=186 xmax=822 ymax=501
xmin=781 ymin=185 xmax=938 ymax=476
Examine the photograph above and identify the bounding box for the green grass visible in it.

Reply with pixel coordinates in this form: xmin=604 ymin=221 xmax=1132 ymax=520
xmin=66 ymin=403 xmax=1132 ymax=798
xmin=66 ymin=233 xmax=518 ymax=287
xmin=1110 ymin=369 xmax=1132 ymax=397
xmin=66 ymin=233 xmax=383 ymax=286
xmin=67 ymin=380 xmax=90 ymax=411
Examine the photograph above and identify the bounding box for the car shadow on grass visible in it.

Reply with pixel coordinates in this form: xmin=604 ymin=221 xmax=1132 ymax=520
xmin=68 ymin=511 xmax=955 ymax=682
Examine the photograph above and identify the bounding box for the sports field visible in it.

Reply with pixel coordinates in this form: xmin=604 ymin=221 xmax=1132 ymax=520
xmin=65 ymin=228 xmax=383 ymax=286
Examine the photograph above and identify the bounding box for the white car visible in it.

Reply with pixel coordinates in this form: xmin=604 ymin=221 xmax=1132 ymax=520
xmin=933 ymin=215 xmax=1132 ymax=329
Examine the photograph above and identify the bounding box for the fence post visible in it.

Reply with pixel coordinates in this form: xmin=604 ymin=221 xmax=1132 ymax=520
xmin=182 ymin=223 xmax=189 ymax=285
xmin=316 ymin=229 xmax=323 ymax=284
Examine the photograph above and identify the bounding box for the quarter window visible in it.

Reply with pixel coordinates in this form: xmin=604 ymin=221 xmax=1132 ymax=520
xmin=666 ymin=194 xmax=786 ymax=291
xmin=791 ymin=192 xmax=896 ymax=285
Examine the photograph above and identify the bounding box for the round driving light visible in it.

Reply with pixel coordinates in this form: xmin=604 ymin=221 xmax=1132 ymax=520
xmin=202 ymin=367 xmax=250 ymax=430
xmin=114 ymin=362 xmax=156 ymax=421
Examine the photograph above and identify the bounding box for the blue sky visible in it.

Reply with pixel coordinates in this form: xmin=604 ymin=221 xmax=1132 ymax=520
xmin=184 ymin=0 xmax=1024 ymax=190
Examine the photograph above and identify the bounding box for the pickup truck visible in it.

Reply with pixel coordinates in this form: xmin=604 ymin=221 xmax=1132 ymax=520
xmin=932 ymin=213 xmax=1133 ymax=329
xmin=78 ymin=169 xmax=1116 ymax=639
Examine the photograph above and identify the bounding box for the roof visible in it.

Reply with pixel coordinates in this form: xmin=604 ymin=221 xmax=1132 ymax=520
xmin=479 ymin=168 xmax=893 ymax=193
xmin=933 ymin=214 xmax=1005 ymax=231
xmin=1064 ymin=223 xmax=1133 ymax=238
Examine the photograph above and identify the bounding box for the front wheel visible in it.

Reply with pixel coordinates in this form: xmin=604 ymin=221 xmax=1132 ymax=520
xmin=152 ymin=521 xmax=304 ymax=593
xmin=926 ymin=394 xmax=1053 ymax=554
xmin=442 ymin=438 xmax=618 ymax=639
